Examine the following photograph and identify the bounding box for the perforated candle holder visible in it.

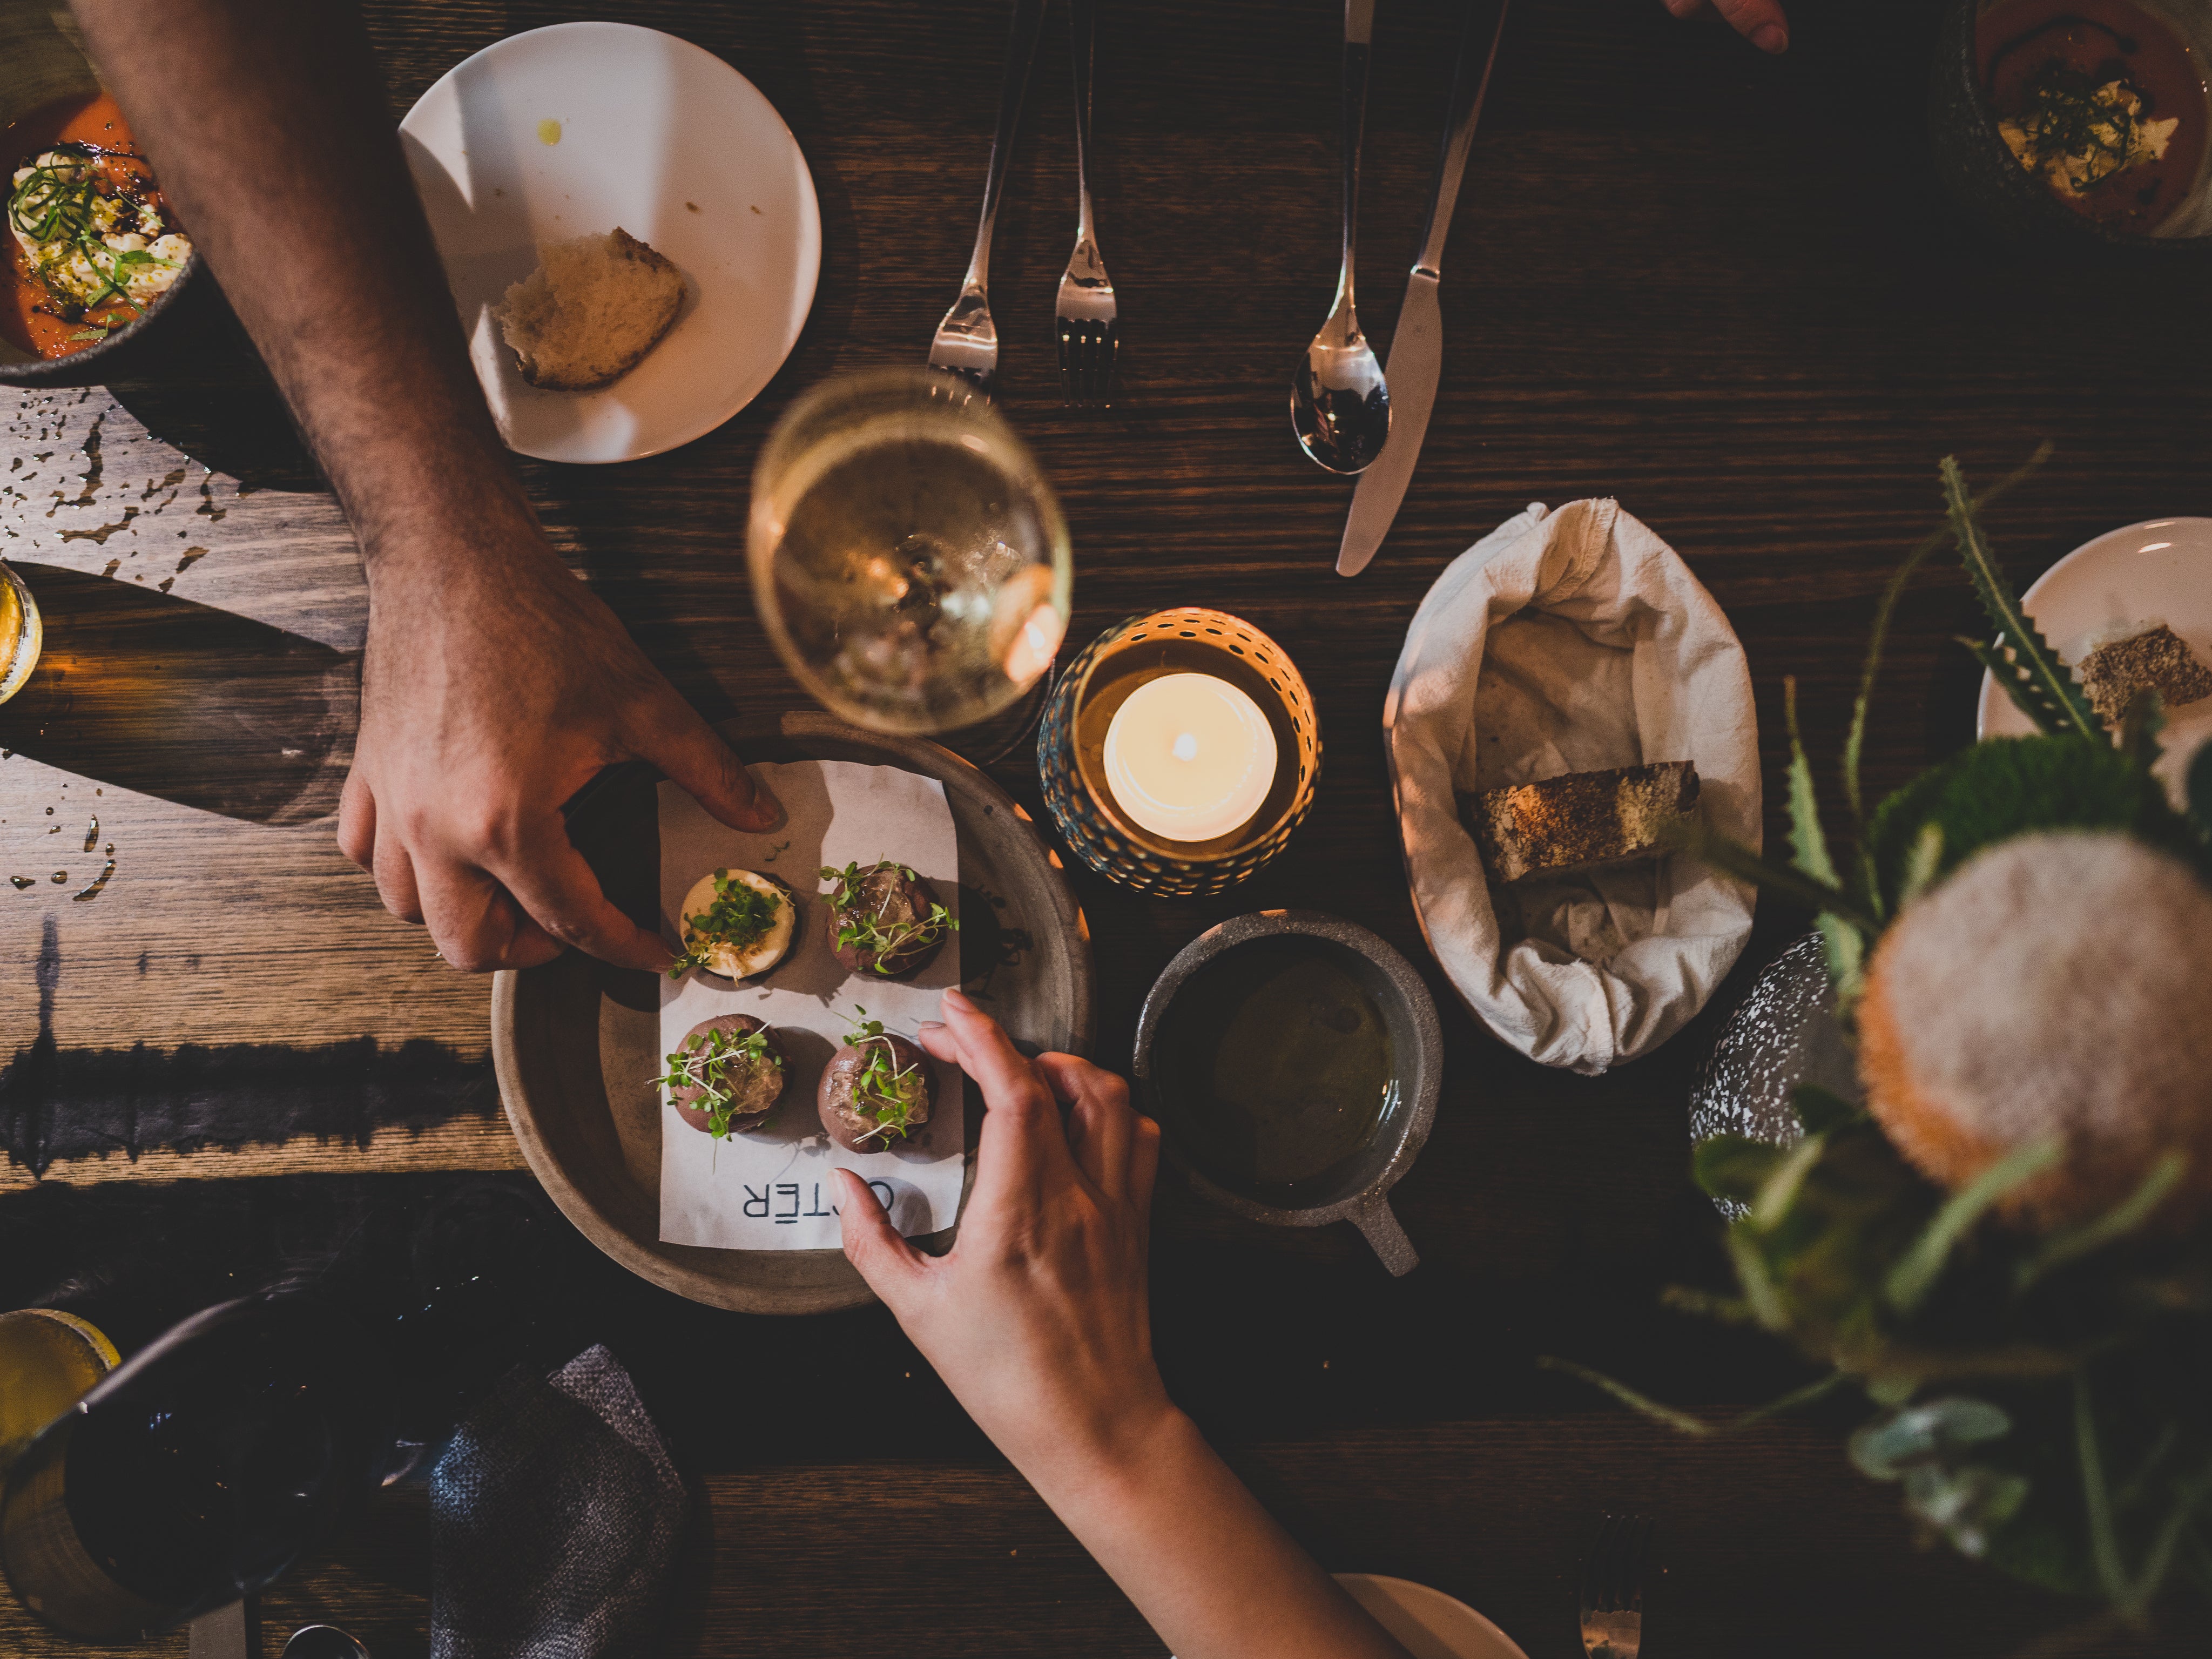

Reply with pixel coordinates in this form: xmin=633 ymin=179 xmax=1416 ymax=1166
xmin=1036 ymin=608 xmax=1321 ymax=898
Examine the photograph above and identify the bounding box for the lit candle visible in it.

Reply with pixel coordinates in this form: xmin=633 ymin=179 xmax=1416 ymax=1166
xmin=1102 ymin=672 xmax=1279 ymax=844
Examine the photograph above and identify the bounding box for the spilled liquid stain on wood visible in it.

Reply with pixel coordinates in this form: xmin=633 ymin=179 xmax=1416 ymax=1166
xmin=4 ymin=921 xmax=497 ymax=1175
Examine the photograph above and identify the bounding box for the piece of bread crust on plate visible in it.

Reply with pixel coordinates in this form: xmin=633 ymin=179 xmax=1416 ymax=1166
xmin=494 ymin=227 xmax=684 ymax=391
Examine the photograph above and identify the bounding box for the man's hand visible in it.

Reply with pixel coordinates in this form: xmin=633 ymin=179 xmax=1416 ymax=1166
xmin=338 ymin=534 xmax=780 ymax=973
xmin=835 ymin=988 xmax=1171 ymax=1483
xmin=1661 ymin=0 xmax=1789 ymax=55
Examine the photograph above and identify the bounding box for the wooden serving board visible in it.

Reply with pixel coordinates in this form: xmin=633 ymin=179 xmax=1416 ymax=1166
xmin=491 ymin=712 xmax=1094 ymax=1314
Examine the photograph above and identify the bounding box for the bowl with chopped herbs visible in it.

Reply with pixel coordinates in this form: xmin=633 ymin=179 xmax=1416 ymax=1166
xmin=816 ymin=1007 xmax=935 ymax=1152
xmin=657 ymin=1013 xmax=790 ymax=1138
xmin=0 ymin=9 xmax=207 ymax=386
xmin=669 ymin=866 xmax=798 ymax=982
xmin=820 ymin=859 xmax=955 ymax=979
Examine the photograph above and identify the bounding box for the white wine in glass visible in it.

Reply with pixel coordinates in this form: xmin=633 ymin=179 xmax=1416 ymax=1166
xmin=749 ymin=369 xmax=1071 ymax=736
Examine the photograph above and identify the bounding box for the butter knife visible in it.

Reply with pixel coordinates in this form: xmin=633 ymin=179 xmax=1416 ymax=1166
xmin=1335 ymin=0 xmax=1511 ymax=578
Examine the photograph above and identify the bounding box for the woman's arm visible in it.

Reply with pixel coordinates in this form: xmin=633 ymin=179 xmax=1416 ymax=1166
xmin=67 ymin=0 xmax=779 ymax=972
xmin=837 ymin=990 xmax=1410 ymax=1659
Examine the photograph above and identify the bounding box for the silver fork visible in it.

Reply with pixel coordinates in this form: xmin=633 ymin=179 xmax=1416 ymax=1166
xmin=1056 ymin=0 xmax=1116 ymax=406
xmin=929 ymin=0 xmax=1047 ymax=403
xmin=1579 ymin=1514 xmax=1651 ymax=1659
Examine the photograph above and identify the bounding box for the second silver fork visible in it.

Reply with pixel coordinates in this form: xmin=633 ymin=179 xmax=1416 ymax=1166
xmin=1056 ymin=0 xmax=1116 ymax=406
xmin=930 ymin=0 xmax=1046 ymax=402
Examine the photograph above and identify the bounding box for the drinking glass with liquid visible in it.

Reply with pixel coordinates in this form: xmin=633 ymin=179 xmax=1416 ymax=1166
xmin=748 ymin=369 xmax=1071 ymax=737
xmin=0 ymin=561 xmax=41 ymax=707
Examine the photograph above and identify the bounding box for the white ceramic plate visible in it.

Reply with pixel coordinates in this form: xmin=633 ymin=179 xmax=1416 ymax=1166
xmin=1332 ymin=1576 xmax=1529 ymax=1659
xmin=1975 ymin=517 xmax=2212 ymax=801
xmin=399 ymin=21 xmax=820 ymax=463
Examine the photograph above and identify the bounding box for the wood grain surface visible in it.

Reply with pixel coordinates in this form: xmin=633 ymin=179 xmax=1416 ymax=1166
xmin=2 ymin=0 xmax=2206 ymax=1652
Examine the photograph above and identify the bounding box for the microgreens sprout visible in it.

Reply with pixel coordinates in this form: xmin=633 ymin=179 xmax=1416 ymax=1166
xmin=666 ymin=868 xmax=785 ymax=979
xmin=6 ymin=145 xmax=181 ymax=324
xmin=839 ymin=1004 xmax=927 ymax=1144
xmin=650 ymin=1024 xmax=778 ymax=1138
xmin=820 ymin=860 xmax=957 ymax=974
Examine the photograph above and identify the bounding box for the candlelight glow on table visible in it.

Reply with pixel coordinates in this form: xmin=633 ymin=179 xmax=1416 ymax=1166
xmin=1103 ymin=672 xmax=1279 ymax=844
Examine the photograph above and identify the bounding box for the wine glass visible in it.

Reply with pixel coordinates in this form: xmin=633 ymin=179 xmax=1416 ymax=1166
xmin=748 ymin=368 xmax=1071 ymax=739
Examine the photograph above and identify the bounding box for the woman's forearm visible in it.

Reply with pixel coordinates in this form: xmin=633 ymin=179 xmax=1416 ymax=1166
xmin=1020 ymin=1406 xmax=1408 ymax=1659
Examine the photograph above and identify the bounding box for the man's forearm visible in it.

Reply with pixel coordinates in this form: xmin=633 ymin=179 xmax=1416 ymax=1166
xmin=69 ymin=0 xmax=534 ymax=570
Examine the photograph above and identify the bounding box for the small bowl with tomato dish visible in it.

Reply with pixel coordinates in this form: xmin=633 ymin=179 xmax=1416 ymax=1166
xmin=0 ymin=4 xmax=201 ymax=386
xmin=1934 ymin=0 xmax=2212 ymax=254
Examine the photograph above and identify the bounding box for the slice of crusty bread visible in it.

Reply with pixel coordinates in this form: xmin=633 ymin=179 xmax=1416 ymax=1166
xmin=1466 ymin=760 xmax=1701 ymax=885
xmin=494 ymin=227 xmax=683 ymax=392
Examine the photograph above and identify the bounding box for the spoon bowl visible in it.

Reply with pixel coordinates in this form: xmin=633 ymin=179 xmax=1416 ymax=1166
xmin=1292 ymin=312 xmax=1390 ymax=475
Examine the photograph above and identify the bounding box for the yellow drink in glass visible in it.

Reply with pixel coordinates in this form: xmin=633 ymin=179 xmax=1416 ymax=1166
xmin=0 ymin=561 xmax=42 ymax=707
xmin=0 ymin=1310 xmax=118 ymax=1475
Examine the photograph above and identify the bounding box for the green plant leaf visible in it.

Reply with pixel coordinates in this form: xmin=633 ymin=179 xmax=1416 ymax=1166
xmin=1751 ymin=1132 xmax=1830 ymax=1232
xmin=1896 ymin=821 xmax=1945 ymax=910
xmin=1850 ymin=1397 xmax=2013 ymax=1479
xmin=1783 ymin=678 xmax=1838 ymax=885
xmin=2188 ymin=740 xmax=2212 ymax=842
xmin=1535 ymin=1357 xmax=1846 ymax=1438
xmin=1665 ymin=817 xmax=1880 ymax=933
xmin=1884 ymin=1136 xmax=2064 ymax=1316
xmin=1941 ymin=453 xmax=2105 ymax=742
xmin=2015 ymin=1154 xmax=2189 ymax=1292
xmin=1846 ymin=446 xmax=2046 ymax=838
xmin=2075 ymin=1373 xmax=2129 ymax=1607
xmin=1729 ymin=1229 xmax=1792 ymax=1331
xmin=1692 ymin=1135 xmax=1785 ymax=1202
xmin=1791 ymin=1084 xmax=1863 ymax=1136
xmin=2117 ymin=689 xmax=2166 ymax=774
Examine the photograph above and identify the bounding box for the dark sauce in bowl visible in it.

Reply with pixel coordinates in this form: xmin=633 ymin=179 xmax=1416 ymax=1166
xmin=1151 ymin=938 xmax=1397 ymax=1205
xmin=1978 ymin=0 xmax=2212 ymax=233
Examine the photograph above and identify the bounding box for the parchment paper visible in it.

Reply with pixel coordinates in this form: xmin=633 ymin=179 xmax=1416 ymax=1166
xmin=657 ymin=761 xmax=965 ymax=1247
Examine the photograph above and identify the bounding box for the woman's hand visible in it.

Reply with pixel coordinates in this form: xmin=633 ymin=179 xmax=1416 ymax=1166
xmin=838 ymin=992 xmax=1411 ymax=1659
xmin=1661 ymin=0 xmax=1789 ymax=55
xmin=834 ymin=989 xmax=1173 ymax=1487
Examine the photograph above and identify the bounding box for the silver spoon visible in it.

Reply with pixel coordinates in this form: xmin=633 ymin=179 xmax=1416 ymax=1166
xmin=1291 ymin=0 xmax=1389 ymax=474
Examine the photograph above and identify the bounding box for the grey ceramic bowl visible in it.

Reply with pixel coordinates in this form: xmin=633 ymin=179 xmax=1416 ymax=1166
xmin=1131 ymin=909 xmax=1442 ymax=1276
xmin=0 ymin=1 xmax=207 ymax=387
xmin=1931 ymin=0 xmax=2212 ymax=256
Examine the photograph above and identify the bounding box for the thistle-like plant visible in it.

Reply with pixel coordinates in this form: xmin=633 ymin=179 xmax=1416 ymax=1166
xmin=650 ymin=1024 xmax=779 ymax=1138
xmin=820 ymin=861 xmax=957 ymax=974
xmin=1546 ymin=450 xmax=2212 ymax=1627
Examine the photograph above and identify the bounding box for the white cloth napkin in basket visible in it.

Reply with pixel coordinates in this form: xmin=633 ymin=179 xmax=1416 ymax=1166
xmin=1385 ymin=499 xmax=1761 ymax=1074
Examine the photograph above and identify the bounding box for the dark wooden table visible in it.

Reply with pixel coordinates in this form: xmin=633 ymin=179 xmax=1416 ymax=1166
xmin=3 ymin=0 xmax=2204 ymax=1653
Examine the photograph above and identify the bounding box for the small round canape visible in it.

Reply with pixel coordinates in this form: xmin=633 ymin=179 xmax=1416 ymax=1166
xmin=817 ymin=1014 xmax=934 ymax=1150
xmin=819 ymin=860 xmax=954 ymax=979
xmin=657 ymin=1013 xmax=790 ymax=1138
xmin=670 ymin=867 xmax=798 ymax=982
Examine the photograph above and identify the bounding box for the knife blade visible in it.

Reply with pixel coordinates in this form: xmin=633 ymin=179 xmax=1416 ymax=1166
xmin=1336 ymin=0 xmax=1510 ymax=578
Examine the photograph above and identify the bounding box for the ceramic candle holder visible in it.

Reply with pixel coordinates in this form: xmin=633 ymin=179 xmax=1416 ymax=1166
xmin=1036 ymin=608 xmax=1320 ymax=898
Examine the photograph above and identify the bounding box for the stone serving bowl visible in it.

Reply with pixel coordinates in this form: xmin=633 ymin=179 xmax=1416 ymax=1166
xmin=0 ymin=0 xmax=208 ymax=387
xmin=1931 ymin=0 xmax=2212 ymax=256
xmin=1131 ymin=909 xmax=1442 ymax=1276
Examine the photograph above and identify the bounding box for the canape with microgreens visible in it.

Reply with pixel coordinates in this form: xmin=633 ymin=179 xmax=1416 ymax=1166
xmin=817 ymin=1004 xmax=936 ymax=1151
xmin=819 ymin=859 xmax=956 ymax=979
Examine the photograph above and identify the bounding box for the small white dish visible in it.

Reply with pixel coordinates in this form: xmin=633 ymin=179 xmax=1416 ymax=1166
xmin=1332 ymin=1575 xmax=1530 ymax=1659
xmin=1975 ymin=517 xmax=2212 ymax=801
xmin=399 ymin=21 xmax=820 ymax=464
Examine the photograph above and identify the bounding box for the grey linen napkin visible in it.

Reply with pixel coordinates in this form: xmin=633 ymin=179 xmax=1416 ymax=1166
xmin=430 ymin=1344 xmax=687 ymax=1659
